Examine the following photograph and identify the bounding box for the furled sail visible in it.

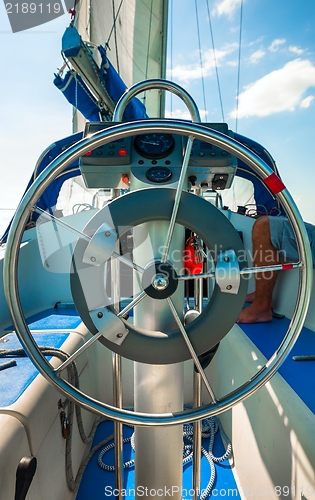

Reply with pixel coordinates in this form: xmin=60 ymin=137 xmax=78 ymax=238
xmin=74 ymin=0 xmax=169 ymax=118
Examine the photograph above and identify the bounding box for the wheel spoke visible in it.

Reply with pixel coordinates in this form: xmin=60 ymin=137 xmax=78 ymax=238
xmin=33 ymin=205 xmax=91 ymax=243
xmin=112 ymin=251 xmax=145 ymax=274
xmin=161 ymin=136 xmax=195 ymax=263
xmin=167 ymin=297 xmax=217 ymax=403
xmin=34 ymin=206 xmax=145 ymax=273
xmin=54 ymin=330 xmax=104 ymax=374
xmin=54 ymin=292 xmax=147 ymax=374
xmin=178 ymin=271 xmax=215 ymax=281
xmin=178 ymin=261 xmax=303 ymax=281
xmin=117 ymin=291 xmax=147 ymax=318
xmin=239 ymin=262 xmax=302 ymax=275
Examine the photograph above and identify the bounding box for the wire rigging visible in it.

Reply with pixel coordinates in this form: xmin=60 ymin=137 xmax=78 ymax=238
xmin=111 ymin=0 xmax=121 ymax=74
xmin=194 ymin=0 xmax=207 ymax=117
xmin=169 ymin=0 xmax=173 ymax=114
xmin=145 ymin=0 xmax=154 ymax=79
xmin=142 ymin=0 xmax=154 ymax=107
xmin=205 ymin=0 xmax=225 ymax=122
xmin=235 ymin=0 xmax=244 ymax=132
xmin=105 ymin=0 xmax=125 ymax=58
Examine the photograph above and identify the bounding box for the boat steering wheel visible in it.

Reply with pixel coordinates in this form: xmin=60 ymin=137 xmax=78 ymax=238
xmin=4 ymin=80 xmax=313 ymax=426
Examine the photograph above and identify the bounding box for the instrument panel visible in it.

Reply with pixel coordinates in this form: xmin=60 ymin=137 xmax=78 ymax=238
xmin=80 ymin=122 xmax=237 ymax=190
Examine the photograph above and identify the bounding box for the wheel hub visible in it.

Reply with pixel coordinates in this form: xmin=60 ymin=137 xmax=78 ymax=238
xmin=152 ymin=273 xmax=169 ymax=291
xmin=142 ymin=261 xmax=179 ymax=299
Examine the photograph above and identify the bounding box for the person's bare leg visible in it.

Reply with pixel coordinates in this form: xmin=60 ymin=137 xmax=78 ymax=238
xmin=245 ymin=291 xmax=256 ymax=303
xmin=237 ymin=217 xmax=279 ymax=323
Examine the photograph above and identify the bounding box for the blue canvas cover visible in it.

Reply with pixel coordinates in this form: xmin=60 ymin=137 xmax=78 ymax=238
xmin=58 ymin=25 xmax=148 ymax=122
xmin=98 ymin=45 xmax=148 ymax=121
xmin=53 ymin=71 xmax=101 ymax=122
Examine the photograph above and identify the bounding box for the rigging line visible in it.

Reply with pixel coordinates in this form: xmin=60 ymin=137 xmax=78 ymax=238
xmin=142 ymin=0 xmax=154 ymax=106
xmin=145 ymin=0 xmax=154 ymax=79
xmin=194 ymin=0 xmax=207 ymax=117
xmin=112 ymin=0 xmax=120 ymax=74
xmin=105 ymin=0 xmax=125 ymax=51
xmin=235 ymin=0 xmax=244 ymax=132
xmin=170 ymin=0 xmax=173 ymax=113
xmin=205 ymin=0 xmax=225 ymax=122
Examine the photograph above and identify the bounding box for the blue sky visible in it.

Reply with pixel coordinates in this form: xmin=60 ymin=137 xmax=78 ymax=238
xmin=1 ymin=0 xmax=315 ymax=237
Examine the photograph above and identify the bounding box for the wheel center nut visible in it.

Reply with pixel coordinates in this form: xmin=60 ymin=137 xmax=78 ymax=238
xmin=152 ymin=273 xmax=169 ymax=291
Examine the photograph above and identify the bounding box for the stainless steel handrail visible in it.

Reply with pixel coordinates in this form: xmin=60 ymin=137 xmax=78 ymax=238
xmin=112 ymin=79 xmax=201 ymax=123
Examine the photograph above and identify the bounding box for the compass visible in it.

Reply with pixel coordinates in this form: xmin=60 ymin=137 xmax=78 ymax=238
xmin=134 ymin=133 xmax=175 ymax=159
xmin=146 ymin=166 xmax=173 ymax=183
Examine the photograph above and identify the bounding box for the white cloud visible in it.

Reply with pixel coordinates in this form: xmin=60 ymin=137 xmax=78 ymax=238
xmin=248 ymin=50 xmax=266 ymax=64
xmin=165 ymin=109 xmax=208 ymax=121
xmin=167 ymin=45 xmax=237 ymax=84
xmin=269 ymin=39 xmax=286 ymax=52
xmin=212 ymin=0 xmax=243 ymax=18
xmin=229 ymin=59 xmax=315 ymax=118
xmin=226 ymin=60 xmax=238 ymax=67
xmin=300 ymin=95 xmax=314 ymax=108
xmin=289 ymin=45 xmax=304 ymax=55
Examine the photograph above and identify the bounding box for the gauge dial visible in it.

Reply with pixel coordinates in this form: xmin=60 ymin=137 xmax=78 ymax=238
xmin=134 ymin=133 xmax=175 ymax=159
xmin=146 ymin=167 xmax=173 ymax=183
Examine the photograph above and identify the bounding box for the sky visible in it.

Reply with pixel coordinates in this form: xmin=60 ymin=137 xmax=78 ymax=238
xmin=0 ymin=0 xmax=315 ymax=237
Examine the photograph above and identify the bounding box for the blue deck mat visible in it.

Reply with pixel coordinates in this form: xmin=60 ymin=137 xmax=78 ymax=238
xmin=0 ymin=332 xmax=69 ymax=407
xmin=5 ymin=307 xmax=82 ymax=332
xmin=0 ymin=308 xmax=80 ymax=407
xmin=240 ymin=317 xmax=315 ymax=415
xmin=76 ymin=420 xmax=239 ymax=500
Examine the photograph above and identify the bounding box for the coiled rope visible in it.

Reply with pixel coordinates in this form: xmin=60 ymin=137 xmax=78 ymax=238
xmin=1 ymin=348 xmax=232 ymax=497
xmin=97 ymin=413 xmax=232 ymax=500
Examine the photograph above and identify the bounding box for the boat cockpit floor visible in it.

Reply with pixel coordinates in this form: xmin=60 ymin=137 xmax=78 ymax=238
xmin=1 ymin=307 xmax=315 ymax=498
xmin=240 ymin=318 xmax=315 ymax=415
xmin=76 ymin=419 xmax=239 ymax=499
xmin=0 ymin=308 xmax=81 ymax=407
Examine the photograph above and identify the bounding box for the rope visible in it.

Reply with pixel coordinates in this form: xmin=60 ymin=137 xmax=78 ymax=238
xmin=169 ymin=0 xmax=174 ymax=114
xmin=142 ymin=0 xmax=154 ymax=107
xmin=97 ymin=413 xmax=232 ymax=500
xmin=98 ymin=432 xmax=135 ymax=471
xmin=205 ymin=0 xmax=225 ymax=122
xmin=106 ymin=0 xmax=125 ymax=52
xmin=194 ymin=0 xmax=207 ymax=116
xmin=1 ymin=350 xmax=232 ymax=497
xmin=0 ymin=345 xmax=103 ymax=492
xmin=111 ymin=0 xmax=120 ymax=74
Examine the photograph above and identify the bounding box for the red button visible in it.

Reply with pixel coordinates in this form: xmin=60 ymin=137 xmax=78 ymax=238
xmin=121 ymin=174 xmax=129 ymax=185
xmin=119 ymin=148 xmax=128 ymax=157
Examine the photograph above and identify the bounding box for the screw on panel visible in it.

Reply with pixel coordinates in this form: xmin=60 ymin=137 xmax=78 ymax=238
xmin=90 ymin=256 xmax=96 ymax=262
xmin=97 ymin=312 xmax=103 ymax=318
xmin=105 ymin=231 xmax=111 ymax=237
